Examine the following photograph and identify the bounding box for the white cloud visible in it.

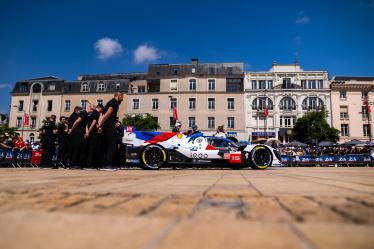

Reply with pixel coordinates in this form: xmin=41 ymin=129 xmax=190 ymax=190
xmin=94 ymin=37 xmax=123 ymax=60
xmin=295 ymin=11 xmax=310 ymax=24
xmin=0 ymin=83 xmax=12 ymax=90
xmin=133 ymin=44 xmax=161 ymax=64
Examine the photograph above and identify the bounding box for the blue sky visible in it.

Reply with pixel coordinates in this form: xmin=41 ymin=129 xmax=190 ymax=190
xmin=1 ymin=0 xmax=374 ymax=113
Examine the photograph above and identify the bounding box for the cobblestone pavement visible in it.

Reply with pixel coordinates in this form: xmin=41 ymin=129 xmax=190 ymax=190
xmin=0 ymin=167 xmax=373 ymax=249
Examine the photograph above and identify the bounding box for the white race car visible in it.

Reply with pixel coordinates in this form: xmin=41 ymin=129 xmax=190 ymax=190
xmin=122 ymin=129 xmax=282 ymax=170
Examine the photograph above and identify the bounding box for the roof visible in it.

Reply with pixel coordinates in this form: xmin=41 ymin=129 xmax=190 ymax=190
xmin=78 ymin=73 xmax=146 ymax=81
xmin=332 ymin=76 xmax=374 ymax=81
xmin=147 ymin=62 xmax=244 ymax=78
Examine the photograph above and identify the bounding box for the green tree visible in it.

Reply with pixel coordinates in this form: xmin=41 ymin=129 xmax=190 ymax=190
xmin=292 ymin=109 xmax=339 ymax=144
xmin=0 ymin=125 xmax=16 ymax=136
xmin=122 ymin=114 xmax=160 ymax=131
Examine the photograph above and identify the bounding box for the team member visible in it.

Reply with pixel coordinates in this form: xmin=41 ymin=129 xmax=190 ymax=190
xmin=114 ymin=119 xmax=124 ymax=167
xmin=98 ymin=92 xmax=124 ymax=171
xmin=68 ymin=107 xmax=88 ymax=169
xmin=67 ymin=106 xmax=81 ymax=167
xmin=172 ymin=121 xmax=182 ymax=132
xmin=86 ymin=104 xmax=103 ymax=169
xmin=56 ymin=116 xmax=69 ymax=168
xmin=40 ymin=115 xmax=57 ymax=168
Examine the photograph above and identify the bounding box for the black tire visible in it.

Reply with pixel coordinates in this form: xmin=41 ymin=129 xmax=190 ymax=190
xmin=140 ymin=144 xmax=167 ymax=170
xmin=249 ymin=145 xmax=273 ymax=170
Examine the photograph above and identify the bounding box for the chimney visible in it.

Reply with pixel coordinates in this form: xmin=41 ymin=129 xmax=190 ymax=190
xmin=191 ymin=58 xmax=199 ymax=65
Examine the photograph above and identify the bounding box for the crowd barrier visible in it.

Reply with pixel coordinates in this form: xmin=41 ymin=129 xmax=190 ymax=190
xmin=281 ymin=154 xmax=373 ymax=166
xmin=0 ymin=148 xmax=41 ymax=167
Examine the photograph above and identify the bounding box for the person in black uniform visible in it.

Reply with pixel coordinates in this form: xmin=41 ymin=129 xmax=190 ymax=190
xmin=56 ymin=116 xmax=69 ymax=168
xmin=40 ymin=115 xmax=57 ymax=168
xmin=68 ymin=107 xmax=88 ymax=169
xmin=98 ymin=92 xmax=124 ymax=171
xmin=67 ymin=106 xmax=81 ymax=167
xmin=86 ymin=104 xmax=104 ymax=169
xmin=114 ymin=119 xmax=124 ymax=167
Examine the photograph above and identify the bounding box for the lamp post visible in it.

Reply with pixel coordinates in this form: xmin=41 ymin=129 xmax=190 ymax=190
xmin=13 ymin=105 xmax=25 ymax=138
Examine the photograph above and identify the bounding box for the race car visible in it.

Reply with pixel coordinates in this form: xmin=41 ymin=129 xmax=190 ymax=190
xmin=122 ymin=128 xmax=282 ymax=170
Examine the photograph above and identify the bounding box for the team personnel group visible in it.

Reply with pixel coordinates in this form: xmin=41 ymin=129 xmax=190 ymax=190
xmin=40 ymin=92 xmax=124 ymax=171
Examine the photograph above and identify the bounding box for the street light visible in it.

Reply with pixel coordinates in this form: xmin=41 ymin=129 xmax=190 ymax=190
xmin=13 ymin=105 xmax=25 ymax=138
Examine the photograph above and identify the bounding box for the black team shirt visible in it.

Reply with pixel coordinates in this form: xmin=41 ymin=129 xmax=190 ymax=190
xmin=43 ymin=120 xmax=56 ymax=137
xmin=103 ymin=98 xmax=119 ymax=128
xmin=87 ymin=110 xmax=100 ymax=133
xmin=68 ymin=112 xmax=78 ymax=130
xmin=74 ymin=110 xmax=88 ymax=134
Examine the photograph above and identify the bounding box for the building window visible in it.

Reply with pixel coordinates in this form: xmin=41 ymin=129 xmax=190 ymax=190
xmin=189 ymin=98 xmax=196 ymax=110
xmin=49 ymin=83 xmax=55 ymax=91
xmin=20 ymin=84 xmax=27 ymax=92
xmin=170 ymin=80 xmax=178 ymax=91
xmin=116 ymin=83 xmax=120 ymax=90
xmin=32 ymin=100 xmax=38 ymax=112
xmin=318 ymin=80 xmax=323 ymax=89
xmin=132 ymin=99 xmax=140 ymax=109
xmin=227 ymin=67 xmax=233 ymax=75
xmin=30 ymin=116 xmax=37 ymax=129
xmin=208 ymin=98 xmax=215 ymax=109
xmin=227 ymin=98 xmax=235 ymax=109
xmin=192 ymin=68 xmax=196 ymax=74
xmin=81 ymin=100 xmax=88 ymax=110
xmin=279 ymin=97 xmax=296 ymax=110
xmin=138 ymin=85 xmax=146 ymax=93
xmin=283 ymin=78 xmax=292 ymax=89
xmin=64 ymin=100 xmax=71 ymax=111
xmin=227 ymin=117 xmax=235 ymax=129
xmin=280 ymin=116 xmax=295 ymax=128
xmin=259 ymin=80 xmax=266 ymax=89
xmin=172 ymin=68 xmax=178 ymax=75
xmin=340 ymin=106 xmax=349 ymax=119
xmin=208 ymin=79 xmax=215 ymax=91
xmin=252 ymin=97 xmax=273 ymax=110
xmin=170 ymin=98 xmax=177 ymax=109
xmin=301 ymin=80 xmax=306 ymax=89
xmin=302 ymin=97 xmax=324 ymax=110
xmin=169 ymin=117 xmax=175 ymax=128
xmin=29 ymin=133 xmax=35 ymax=143
xmin=152 ymin=98 xmax=159 ymax=110
xmin=251 ymin=80 xmax=257 ymax=89
xmin=341 ymin=124 xmax=349 ymax=137
xmin=339 ymin=90 xmax=347 ymax=99
xmin=97 ymin=99 xmax=103 ymax=106
xmin=208 ymin=67 xmax=215 ymax=75
xmin=188 ymin=117 xmax=196 ymax=128
xmin=81 ymin=82 xmax=89 ymax=92
xmin=362 ymin=106 xmax=369 ymax=118
xmin=363 ymin=124 xmax=371 ymax=137
xmin=208 ymin=117 xmax=215 ymax=129
xmin=47 ymin=100 xmax=53 ymax=112
xmin=267 ymin=80 xmax=273 ymax=89
xmin=16 ymin=117 xmax=22 ymax=128
xmin=362 ymin=91 xmax=369 ymax=99
xmin=97 ymin=82 xmax=105 ymax=92
xmin=189 ymin=79 xmax=196 ymax=91
xmin=308 ymin=80 xmax=316 ymax=89
xmin=18 ymin=100 xmax=24 ymax=111
xmin=227 ymin=78 xmax=243 ymax=92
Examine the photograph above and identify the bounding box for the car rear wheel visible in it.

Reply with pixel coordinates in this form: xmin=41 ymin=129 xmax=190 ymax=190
xmin=250 ymin=145 xmax=272 ymax=170
xmin=140 ymin=144 xmax=167 ymax=170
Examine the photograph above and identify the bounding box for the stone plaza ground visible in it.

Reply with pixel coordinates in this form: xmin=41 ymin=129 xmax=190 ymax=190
xmin=0 ymin=167 xmax=373 ymax=249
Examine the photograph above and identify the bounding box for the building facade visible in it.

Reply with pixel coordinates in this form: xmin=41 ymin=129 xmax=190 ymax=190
xmin=330 ymin=76 xmax=374 ymax=143
xmin=244 ymin=63 xmax=331 ymax=143
xmin=9 ymin=59 xmax=246 ymax=140
xmin=126 ymin=59 xmax=246 ymax=139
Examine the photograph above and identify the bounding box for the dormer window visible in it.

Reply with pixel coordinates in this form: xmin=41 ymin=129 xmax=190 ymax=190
xmin=49 ymin=83 xmax=55 ymax=91
xmin=81 ymin=82 xmax=89 ymax=92
xmin=97 ymin=82 xmax=105 ymax=92
xmin=116 ymin=83 xmax=120 ymax=90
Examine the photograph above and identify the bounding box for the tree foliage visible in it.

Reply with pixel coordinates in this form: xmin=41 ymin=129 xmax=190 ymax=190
xmin=0 ymin=125 xmax=17 ymax=136
xmin=122 ymin=114 xmax=160 ymax=131
xmin=292 ymin=109 xmax=339 ymax=144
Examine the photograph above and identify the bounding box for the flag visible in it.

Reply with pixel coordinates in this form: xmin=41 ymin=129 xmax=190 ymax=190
xmin=263 ymin=105 xmax=269 ymax=117
xmin=23 ymin=113 xmax=29 ymax=126
xmin=173 ymin=107 xmax=178 ymax=121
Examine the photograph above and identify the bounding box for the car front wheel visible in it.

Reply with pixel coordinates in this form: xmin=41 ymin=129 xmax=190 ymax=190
xmin=140 ymin=144 xmax=167 ymax=170
xmin=249 ymin=145 xmax=273 ymax=170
